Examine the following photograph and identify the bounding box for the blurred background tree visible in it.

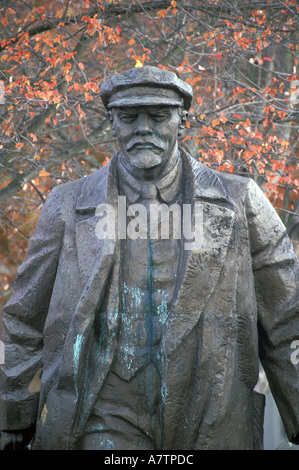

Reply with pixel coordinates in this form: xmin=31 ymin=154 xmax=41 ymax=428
xmin=0 ymin=0 xmax=298 ymax=308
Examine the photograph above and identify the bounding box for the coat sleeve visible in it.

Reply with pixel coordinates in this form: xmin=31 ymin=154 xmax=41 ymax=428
xmin=245 ymin=179 xmax=299 ymax=444
xmin=0 ymin=186 xmax=64 ymax=432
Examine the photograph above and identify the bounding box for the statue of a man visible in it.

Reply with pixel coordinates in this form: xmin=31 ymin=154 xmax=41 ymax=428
xmin=1 ymin=66 xmax=298 ymax=450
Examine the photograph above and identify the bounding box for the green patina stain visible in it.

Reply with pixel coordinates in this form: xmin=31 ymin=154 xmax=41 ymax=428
xmin=145 ymin=236 xmax=156 ymax=357
xmin=142 ymin=235 xmax=168 ymax=447
xmin=153 ymin=129 xmax=166 ymax=142
xmin=73 ymin=334 xmax=84 ymax=394
xmin=116 ymin=235 xmax=169 ymax=448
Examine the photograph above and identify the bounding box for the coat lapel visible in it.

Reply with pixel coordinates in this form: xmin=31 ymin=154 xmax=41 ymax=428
xmin=75 ymin=154 xmax=119 ymax=285
xmin=165 ymin=151 xmax=235 ymax=356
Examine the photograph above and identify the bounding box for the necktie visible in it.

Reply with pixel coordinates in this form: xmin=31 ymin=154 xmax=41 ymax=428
xmin=140 ymin=183 xmax=158 ymax=201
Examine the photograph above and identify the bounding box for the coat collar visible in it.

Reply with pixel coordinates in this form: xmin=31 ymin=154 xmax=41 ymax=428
xmin=76 ymin=152 xmax=120 ymax=213
xmin=75 ymin=148 xmax=231 ymax=213
xmin=179 ymin=147 xmax=230 ymax=204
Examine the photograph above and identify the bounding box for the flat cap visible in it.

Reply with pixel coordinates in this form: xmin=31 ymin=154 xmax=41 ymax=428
xmin=100 ymin=66 xmax=193 ymax=111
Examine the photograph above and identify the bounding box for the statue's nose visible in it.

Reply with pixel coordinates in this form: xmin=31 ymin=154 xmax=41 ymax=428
xmin=134 ymin=114 xmax=152 ymax=135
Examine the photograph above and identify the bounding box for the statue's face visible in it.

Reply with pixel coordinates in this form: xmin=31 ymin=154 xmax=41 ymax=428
xmin=110 ymin=105 xmax=185 ymax=172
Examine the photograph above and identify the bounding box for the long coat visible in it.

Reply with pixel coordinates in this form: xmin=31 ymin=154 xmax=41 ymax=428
xmin=1 ymin=150 xmax=298 ymax=450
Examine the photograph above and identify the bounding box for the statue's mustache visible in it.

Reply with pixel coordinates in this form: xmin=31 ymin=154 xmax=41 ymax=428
xmin=126 ymin=138 xmax=165 ymax=152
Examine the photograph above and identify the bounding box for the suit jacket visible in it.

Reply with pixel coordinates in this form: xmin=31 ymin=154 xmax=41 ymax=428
xmin=1 ymin=149 xmax=298 ymax=450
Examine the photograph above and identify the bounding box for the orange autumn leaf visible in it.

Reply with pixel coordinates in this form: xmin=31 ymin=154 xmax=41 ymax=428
xmin=39 ymin=170 xmax=50 ymax=177
xmin=157 ymin=10 xmax=167 ymax=18
xmin=28 ymin=133 xmax=37 ymax=142
xmin=102 ymin=156 xmax=110 ymax=166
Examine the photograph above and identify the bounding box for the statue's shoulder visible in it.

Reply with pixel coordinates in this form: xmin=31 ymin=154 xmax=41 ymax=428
xmin=216 ymin=170 xmax=255 ymax=189
xmin=44 ymin=156 xmax=116 ymax=221
xmin=182 ymin=150 xmax=253 ymax=201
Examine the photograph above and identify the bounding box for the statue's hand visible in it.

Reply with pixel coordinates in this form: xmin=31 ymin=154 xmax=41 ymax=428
xmin=2 ymin=431 xmax=24 ymax=450
xmin=1 ymin=427 xmax=35 ymax=450
xmin=291 ymin=432 xmax=299 ymax=446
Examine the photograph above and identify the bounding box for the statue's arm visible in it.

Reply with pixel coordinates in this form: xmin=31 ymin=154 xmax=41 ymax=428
xmin=0 ymin=186 xmax=64 ymax=448
xmin=245 ymin=179 xmax=299 ymax=444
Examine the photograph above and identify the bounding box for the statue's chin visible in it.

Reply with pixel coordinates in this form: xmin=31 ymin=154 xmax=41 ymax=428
xmin=130 ymin=151 xmax=162 ymax=169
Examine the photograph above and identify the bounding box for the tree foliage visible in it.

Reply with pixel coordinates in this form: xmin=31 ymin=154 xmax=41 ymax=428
xmin=0 ymin=0 xmax=298 ymax=306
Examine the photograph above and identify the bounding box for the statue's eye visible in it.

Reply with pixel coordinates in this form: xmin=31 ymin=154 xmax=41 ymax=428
xmin=151 ymin=113 xmax=168 ymax=122
xmin=119 ymin=114 xmax=137 ymax=123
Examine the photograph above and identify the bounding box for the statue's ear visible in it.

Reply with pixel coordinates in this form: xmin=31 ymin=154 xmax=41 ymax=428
xmin=108 ymin=110 xmax=117 ymax=137
xmin=178 ymin=109 xmax=188 ymax=136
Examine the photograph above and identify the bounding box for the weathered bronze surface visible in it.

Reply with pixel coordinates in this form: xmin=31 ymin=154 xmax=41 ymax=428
xmin=1 ymin=66 xmax=298 ymax=450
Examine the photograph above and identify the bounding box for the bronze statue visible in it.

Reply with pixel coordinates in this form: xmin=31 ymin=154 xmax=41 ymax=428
xmin=1 ymin=66 xmax=298 ymax=450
